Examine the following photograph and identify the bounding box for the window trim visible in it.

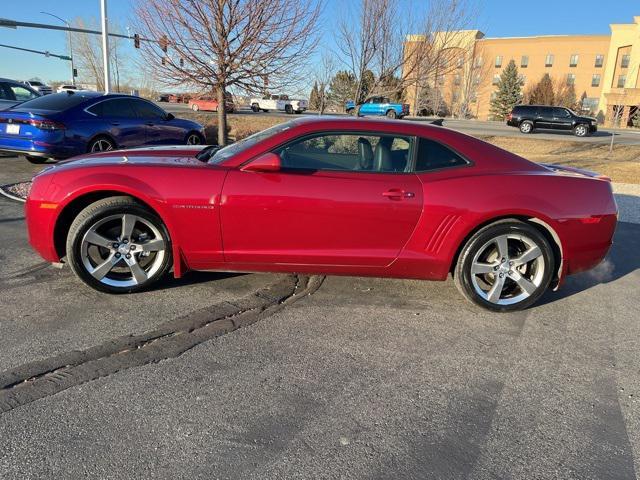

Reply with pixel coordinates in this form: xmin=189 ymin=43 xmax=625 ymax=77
xmin=413 ymin=136 xmax=474 ymax=174
xmin=262 ymin=130 xmax=419 ymax=175
xmin=85 ymin=96 xmax=167 ymax=119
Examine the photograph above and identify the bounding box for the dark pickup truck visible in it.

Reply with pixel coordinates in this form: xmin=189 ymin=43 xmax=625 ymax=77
xmin=507 ymin=105 xmax=597 ymax=137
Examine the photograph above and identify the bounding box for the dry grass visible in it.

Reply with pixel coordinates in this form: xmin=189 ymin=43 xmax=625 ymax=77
xmin=180 ymin=112 xmax=640 ymax=184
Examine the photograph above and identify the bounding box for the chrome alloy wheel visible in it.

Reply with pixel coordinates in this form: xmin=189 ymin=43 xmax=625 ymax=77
xmin=470 ymin=233 xmax=545 ymax=306
xmin=575 ymin=124 xmax=587 ymax=136
xmin=186 ymin=133 xmax=202 ymax=145
xmin=90 ymin=139 xmax=114 ymax=152
xmin=80 ymin=214 xmax=166 ymax=288
xmin=520 ymin=122 xmax=532 ymax=133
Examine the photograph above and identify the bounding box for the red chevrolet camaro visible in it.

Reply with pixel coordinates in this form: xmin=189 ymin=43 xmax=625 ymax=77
xmin=25 ymin=117 xmax=617 ymax=311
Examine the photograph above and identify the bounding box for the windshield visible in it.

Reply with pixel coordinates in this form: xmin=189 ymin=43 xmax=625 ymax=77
xmin=209 ymin=122 xmax=293 ymax=164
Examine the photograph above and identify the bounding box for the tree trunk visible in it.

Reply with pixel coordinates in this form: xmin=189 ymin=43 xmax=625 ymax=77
xmin=217 ymin=85 xmax=227 ymax=146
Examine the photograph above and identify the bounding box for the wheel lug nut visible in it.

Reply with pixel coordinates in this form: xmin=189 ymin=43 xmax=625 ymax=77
xmin=493 ymin=266 xmax=499 ymax=271
xmin=125 ymin=253 xmax=131 ymax=259
xmin=499 ymin=273 xmax=504 ymax=278
xmin=123 ymin=239 xmax=129 ymax=244
xmin=508 ymin=270 xmax=513 ymax=275
xmin=130 ymin=245 xmax=136 ymax=251
xmin=115 ymin=253 xmax=121 ymax=258
xmin=112 ymin=243 xmax=119 ymax=248
xmin=509 ymin=261 xmax=514 ymax=266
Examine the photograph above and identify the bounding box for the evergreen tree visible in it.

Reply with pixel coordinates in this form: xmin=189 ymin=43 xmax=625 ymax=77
xmin=489 ymin=60 xmax=523 ymax=120
xmin=579 ymin=91 xmax=587 ymax=112
xmin=309 ymin=81 xmax=320 ymax=110
xmin=556 ymin=82 xmax=577 ymax=109
xmin=327 ymin=70 xmax=358 ymax=109
xmin=529 ymin=73 xmax=555 ymax=106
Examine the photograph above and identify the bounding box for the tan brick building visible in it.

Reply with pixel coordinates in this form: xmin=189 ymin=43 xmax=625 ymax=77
xmin=404 ymin=16 xmax=640 ymax=127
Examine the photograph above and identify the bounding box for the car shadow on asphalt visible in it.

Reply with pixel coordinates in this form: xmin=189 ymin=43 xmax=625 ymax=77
xmin=538 ymin=221 xmax=639 ymax=306
xmin=154 ymin=270 xmax=246 ymax=290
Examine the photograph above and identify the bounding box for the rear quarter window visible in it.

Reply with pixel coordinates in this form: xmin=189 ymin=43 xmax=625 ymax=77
xmin=415 ymin=138 xmax=469 ymax=172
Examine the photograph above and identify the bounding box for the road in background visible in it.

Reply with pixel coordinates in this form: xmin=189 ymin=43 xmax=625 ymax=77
xmin=158 ymin=101 xmax=640 ymax=146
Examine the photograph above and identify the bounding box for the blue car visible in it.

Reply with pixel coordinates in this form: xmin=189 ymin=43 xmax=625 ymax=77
xmin=0 ymin=91 xmax=205 ymax=163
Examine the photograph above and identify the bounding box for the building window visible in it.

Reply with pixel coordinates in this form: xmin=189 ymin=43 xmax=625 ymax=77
xmin=519 ymin=74 xmax=526 ymax=84
xmin=569 ymin=54 xmax=579 ymax=67
xmin=474 ymin=56 xmax=483 ymax=68
xmin=456 ymin=56 xmax=464 ymax=68
xmin=592 ymin=74 xmax=601 ymax=87
xmin=617 ymin=75 xmax=626 ymax=88
xmin=490 ymin=92 xmax=497 ymax=101
xmin=545 ymin=54 xmax=554 ymax=67
xmin=595 ymin=54 xmax=604 ymax=67
xmin=492 ymin=74 xmax=500 ymax=85
xmin=566 ymin=73 xmax=575 ymax=86
xmin=453 ymin=73 xmax=461 ymax=86
xmin=452 ymin=91 xmax=460 ymax=102
xmin=495 ymin=55 xmax=503 ymax=68
xmin=582 ymin=97 xmax=599 ymax=112
xmin=437 ymin=75 xmax=444 ymax=86
xmin=621 ymin=54 xmax=630 ymax=68
xmin=473 ymin=73 xmax=481 ymax=85
xmin=520 ymin=55 xmax=529 ymax=68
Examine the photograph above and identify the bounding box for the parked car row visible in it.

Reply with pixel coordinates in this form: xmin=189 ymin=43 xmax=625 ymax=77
xmin=0 ymin=90 xmax=205 ymax=163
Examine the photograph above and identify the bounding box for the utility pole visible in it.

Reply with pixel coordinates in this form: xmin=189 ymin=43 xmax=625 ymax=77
xmin=100 ymin=0 xmax=111 ymax=93
xmin=40 ymin=12 xmax=75 ymax=85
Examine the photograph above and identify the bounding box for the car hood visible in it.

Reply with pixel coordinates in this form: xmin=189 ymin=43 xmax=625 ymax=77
xmin=42 ymin=146 xmax=212 ymax=174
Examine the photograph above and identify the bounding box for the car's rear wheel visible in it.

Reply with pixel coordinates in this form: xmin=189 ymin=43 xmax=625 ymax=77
xmin=186 ymin=132 xmax=204 ymax=145
xmin=66 ymin=196 xmax=172 ymax=293
xmin=25 ymin=155 xmax=48 ymax=164
xmin=88 ymin=136 xmax=115 ymax=153
xmin=251 ymin=104 xmax=260 ymax=112
xmin=519 ymin=121 xmax=534 ymax=134
xmin=285 ymin=104 xmax=293 ymax=114
xmin=386 ymin=109 xmax=397 ymax=119
xmin=574 ymin=124 xmax=589 ymax=137
xmin=454 ymin=220 xmax=553 ymax=312
xmin=191 ymin=103 xmax=199 ymax=111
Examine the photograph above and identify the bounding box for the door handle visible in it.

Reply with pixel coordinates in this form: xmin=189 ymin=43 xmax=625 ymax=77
xmin=382 ymin=189 xmax=415 ymax=200
xmin=110 ymin=122 xmax=120 ymax=126
xmin=146 ymin=122 xmax=155 ymax=126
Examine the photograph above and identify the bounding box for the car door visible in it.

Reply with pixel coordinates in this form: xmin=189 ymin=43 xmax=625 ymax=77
xmin=87 ymin=98 xmax=146 ymax=148
xmin=220 ymin=132 xmax=423 ymax=267
xmin=0 ymin=83 xmax=16 ymax=111
xmin=358 ymin=98 xmax=377 ymax=116
xmin=535 ymin=107 xmax=554 ymax=129
xmin=131 ymin=99 xmax=184 ymax=145
xmin=552 ymin=107 xmax=573 ymax=130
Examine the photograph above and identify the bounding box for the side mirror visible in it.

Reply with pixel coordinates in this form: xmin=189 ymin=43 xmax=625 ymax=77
xmin=165 ymin=112 xmax=175 ymax=121
xmin=241 ymin=152 xmax=281 ymax=173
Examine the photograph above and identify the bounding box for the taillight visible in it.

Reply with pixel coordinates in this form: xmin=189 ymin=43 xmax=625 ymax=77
xmin=29 ymin=119 xmax=65 ymax=131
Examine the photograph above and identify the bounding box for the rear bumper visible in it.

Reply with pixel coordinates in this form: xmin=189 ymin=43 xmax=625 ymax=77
xmin=0 ymin=136 xmax=77 ymax=159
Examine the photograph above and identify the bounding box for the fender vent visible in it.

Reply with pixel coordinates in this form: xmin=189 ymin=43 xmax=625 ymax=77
xmin=425 ymin=214 xmax=460 ymax=254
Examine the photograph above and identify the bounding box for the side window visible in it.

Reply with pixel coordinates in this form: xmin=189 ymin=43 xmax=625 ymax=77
xmin=132 ymin=99 xmax=166 ymax=119
xmin=553 ymin=107 xmax=569 ymax=118
xmin=275 ymin=133 xmax=412 ymax=173
xmin=88 ymin=99 xmax=137 ymax=118
xmin=415 ymin=138 xmax=468 ymax=172
xmin=8 ymin=85 xmax=38 ymax=101
xmin=0 ymin=84 xmax=12 ymax=100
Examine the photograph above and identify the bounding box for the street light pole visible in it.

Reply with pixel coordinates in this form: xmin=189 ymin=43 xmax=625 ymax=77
xmin=100 ymin=0 xmax=111 ymax=93
xmin=40 ymin=12 xmax=75 ymax=85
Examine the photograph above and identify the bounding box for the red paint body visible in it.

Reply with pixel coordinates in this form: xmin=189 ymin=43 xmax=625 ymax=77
xmin=25 ymin=118 xmax=617 ymax=287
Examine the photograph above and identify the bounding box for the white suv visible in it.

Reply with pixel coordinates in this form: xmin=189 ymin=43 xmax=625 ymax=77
xmin=23 ymin=80 xmax=53 ymax=95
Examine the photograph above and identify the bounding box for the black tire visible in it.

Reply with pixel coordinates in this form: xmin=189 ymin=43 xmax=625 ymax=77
xmin=25 ymin=155 xmax=48 ymax=164
xmin=66 ymin=196 xmax=172 ymax=294
xmin=294 ymin=110 xmax=302 ymax=114
xmin=251 ymin=104 xmax=260 ymax=113
xmin=519 ymin=121 xmax=534 ymax=134
xmin=262 ymin=109 xmax=269 ymax=113
xmin=87 ymin=136 xmax=116 ymax=153
xmin=454 ymin=220 xmax=554 ymax=312
xmin=185 ymin=131 xmax=204 ymax=145
xmin=346 ymin=108 xmax=355 ymax=116
xmin=574 ymin=124 xmax=589 ymax=137
xmin=386 ymin=109 xmax=397 ymax=119
xmin=285 ymin=105 xmax=293 ymax=114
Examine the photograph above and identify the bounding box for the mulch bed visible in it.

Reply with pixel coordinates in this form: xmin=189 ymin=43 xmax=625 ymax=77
xmin=0 ymin=181 xmax=32 ymax=201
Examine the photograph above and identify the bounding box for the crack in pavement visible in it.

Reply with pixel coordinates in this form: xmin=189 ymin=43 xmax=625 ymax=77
xmin=0 ymin=274 xmax=325 ymax=414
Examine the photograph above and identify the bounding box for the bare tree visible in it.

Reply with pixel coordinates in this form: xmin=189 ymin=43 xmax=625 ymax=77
xmin=314 ymin=53 xmax=335 ymax=115
xmin=133 ymin=0 xmax=321 ymax=145
xmin=337 ymin=0 xmax=475 ymax=112
xmin=72 ymin=18 xmax=127 ymax=92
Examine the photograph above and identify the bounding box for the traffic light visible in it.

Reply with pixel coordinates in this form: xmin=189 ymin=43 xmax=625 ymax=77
xmin=134 ymin=34 xmax=140 ymax=49
xmin=73 ymin=68 xmax=77 ymax=78
xmin=179 ymin=58 xmax=184 ymax=67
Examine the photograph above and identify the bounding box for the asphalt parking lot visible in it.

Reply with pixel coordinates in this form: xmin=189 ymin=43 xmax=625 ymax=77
xmin=1 ymin=155 xmax=639 ymax=479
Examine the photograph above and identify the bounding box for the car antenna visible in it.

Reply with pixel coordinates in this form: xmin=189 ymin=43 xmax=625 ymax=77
xmin=430 ymin=119 xmax=444 ymax=126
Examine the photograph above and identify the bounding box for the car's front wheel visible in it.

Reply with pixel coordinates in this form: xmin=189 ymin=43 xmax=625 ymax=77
xmin=66 ymin=196 xmax=172 ymax=293
xmin=574 ymin=124 xmax=589 ymax=137
xmin=519 ymin=121 xmax=534 ymax=134
xmin=251 ymin=104 xmax=260 ymax=112
xmin=454 ymin=220 xmax=554 ymax=312
xmin=386 ymin=109 xmax=397 ymax=119
xmin=185 ymin=132 xmax=204 ymax=145
xmin=191 ymin=103 xmax=199 ymax=111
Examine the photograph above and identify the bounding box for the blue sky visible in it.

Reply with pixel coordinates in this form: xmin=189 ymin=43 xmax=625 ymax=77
xmin=0 ymin=0 xmax=637 ymax=85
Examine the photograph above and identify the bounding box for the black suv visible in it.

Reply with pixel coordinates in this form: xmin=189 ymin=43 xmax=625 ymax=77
xmin=507 ymin=105 xmax=597 ymax=137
